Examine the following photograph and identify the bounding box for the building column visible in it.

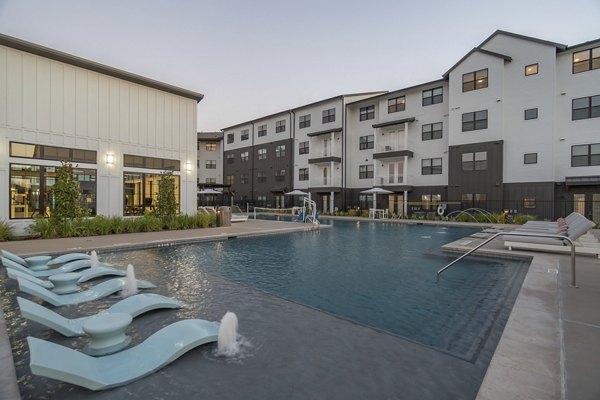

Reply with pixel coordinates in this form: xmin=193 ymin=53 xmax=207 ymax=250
xmin=330 ymin=191 xmax=334 ymax=212
xmin=403 ymin=190 xmax=408 ymax=216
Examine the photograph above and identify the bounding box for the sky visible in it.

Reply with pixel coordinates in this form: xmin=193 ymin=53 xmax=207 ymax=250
xmin=0 ymin=0 xmax=599 ymax=132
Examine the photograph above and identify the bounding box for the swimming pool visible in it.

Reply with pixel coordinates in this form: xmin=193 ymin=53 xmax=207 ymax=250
xmin=100 ymin=219 xmax=528 ymax=363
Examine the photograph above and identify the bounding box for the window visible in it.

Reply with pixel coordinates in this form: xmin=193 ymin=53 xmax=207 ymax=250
xmin=571 ymin=144 xmax=600 ymax=167
xmin=462 ymin=110 xmax=488 ymax=131
xmin=241 ymin=129 xmax=249 ymax=141
xmin=524 ymin=153 xmax=538 ymax=164
xmin=258 ymin=148 xmax=267 ymax=160
xmin=360 ymin=106 xmax=375 ymax=121
xmin=524 ymin=108 xmax=538 ymax=120
xmin=299 ymin=168 xmax=309 ymax=181
xmin=276 ymin=120 xmax=286 ymax=133
xmin=205 ymin=143 xmax=217 ymax=151
xmin=359 ymin=135 xmax=374 ymax=150
xmin=226 ymin=134 xmax=234 ymax=144
xmin=206 ymin=160 xmax=218 ymax=169
xmin=462 ymin=152 xmax=488 ymax=171
xmin=388 ymin=96 xmax=406 ymax=113
xmin=275 ymin=169 xmax=286 ymax=181
xmin=257 ymin=195 xmax=267 ymax=206
xmin=572 ymin=95 xmax=600 ymax=120
xmin=226 ymin=175 xmax=234 ymax=185
xmin=322 ymin=108 xmax=336 ymax=123
xmin=422 ymin=122 xmax=443 ymax=141
xmin=10 ymin=164 xmax=97 ymax=219
xmin=573 ymin=47 xmax=600 ymax=73
xmin=123 ymin=154 xmax=180 ymax=171
xmin=299 ymin=141 xmax=309 ymax=155
xmin=241 ymin=151 xmax=249 ymax=162
xmin=205 ymin=177 xmax=216 ymax=184
xmin=525 ymin=63 xmax=539 ymax=76
xmin=359 ymin=165 xmax=374 ymax=179
xmin=276 ymin=145 xmax=286 ymax=158
xmin=422 ymin=87 xmax=443 ymax=106
xmin=258 ymin=125 xmax=267 ymax=137
xmin=123 ymin=172 xmax=179 ymax=216
xmin=240 ymin=174 xmax=249 ymax=184
xmin=462 ymin=69 xmax=488 ymax=92
xmin=299 ymin=114 xmax=311 ymax=128
xmin=10 ymin=142 xmax=97 ymax=164
xmin=257 ymin=171 xmax=266 ymax=183
xmin=421 ymin=194 xmax=442 ymax=210
xmin=462 ymin=193 xmax=486 ymax=208
xmin=421 ymin=158 xmax=442 ymax=175
xmin=523 ymin=198 xmax=536 ymax=209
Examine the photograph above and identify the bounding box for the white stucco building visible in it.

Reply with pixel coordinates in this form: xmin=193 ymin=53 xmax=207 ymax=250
xmin=0 ymin=34 xmax=202 ymax=230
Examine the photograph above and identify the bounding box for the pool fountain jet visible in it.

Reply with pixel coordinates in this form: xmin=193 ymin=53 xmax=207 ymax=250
xmin=90 ymin=250 xmax=99 ymax=269
xmin=120 ymin=264 xmax=138 ymax=298
xmin=217 ymin=311 xmax=239 ymax=356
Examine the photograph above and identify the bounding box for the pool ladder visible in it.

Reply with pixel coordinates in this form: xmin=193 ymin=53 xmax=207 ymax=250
xmin=302 ymin=197 xmax=320 ymax=226
xmin=436 ymin=231 xmax=577 ymax=287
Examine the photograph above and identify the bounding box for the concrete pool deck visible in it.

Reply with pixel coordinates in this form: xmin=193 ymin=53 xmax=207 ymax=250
xmin=1 ymin=218 xmax=599 ymax=399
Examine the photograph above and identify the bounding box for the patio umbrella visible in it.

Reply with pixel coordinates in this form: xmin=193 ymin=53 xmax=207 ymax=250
xmin=284 ymin=189 xmax=309 ymax=196
xmin=360 ymin=187 xmax=393 ymax=210
xmin=197 ymin=188 xmax=222 ymax=194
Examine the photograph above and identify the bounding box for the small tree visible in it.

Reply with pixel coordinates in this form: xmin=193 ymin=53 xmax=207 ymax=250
xmin=51 ymin=161 xmax=88 ymax=221
xmin=155 ymin=170 xmax=178 ymax=221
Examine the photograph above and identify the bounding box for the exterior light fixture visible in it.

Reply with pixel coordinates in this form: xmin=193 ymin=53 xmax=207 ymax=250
xmin=185 ymin=161 xmax=193 ymax=174
xmin=106 ymin=153 xmax=115 ymax=165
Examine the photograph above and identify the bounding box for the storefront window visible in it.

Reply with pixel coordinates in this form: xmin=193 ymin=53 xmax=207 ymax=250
xmin=9 ymin=164 xmax=96 ymax=219
xmin=123 ymin=172 xmax=180 ymax=216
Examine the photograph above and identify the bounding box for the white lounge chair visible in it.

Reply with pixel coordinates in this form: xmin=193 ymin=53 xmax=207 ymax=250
xmin=505 ymin=214 xmax=597 ymax=255
xmin=6 ymin=265 xmax=125 ymax=287
xmin=17 ymin=277 xmax=156 ymax=306
xmin=28 ymin=319 xmax=219 ymax=390
xmin=17 ymin=294 xmax=183 ymax=337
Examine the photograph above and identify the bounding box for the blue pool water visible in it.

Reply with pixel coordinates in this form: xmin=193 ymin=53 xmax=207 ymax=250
xmin=103 ymin=219 xmax=529 ymax=362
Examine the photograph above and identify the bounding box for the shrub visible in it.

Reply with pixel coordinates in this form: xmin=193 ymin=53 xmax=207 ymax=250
xmin=51 ymin=161 xmax=89 ymax=221
xmin=0 ymin=220 xmax=14 ymax=241
xmin=155 ymin=171 xmax=178 ymax=221
xmin=29 ymin=216 xmax=56 ymax=239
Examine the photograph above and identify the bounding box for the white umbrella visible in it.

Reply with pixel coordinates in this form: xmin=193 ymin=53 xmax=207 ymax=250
xmin=360 ymin=187 xmax=393 ymax=210
xmin=284 ymin=189 xmax=309 ymax=196
xmin=198 ymin=188 xmax=222 ymax=194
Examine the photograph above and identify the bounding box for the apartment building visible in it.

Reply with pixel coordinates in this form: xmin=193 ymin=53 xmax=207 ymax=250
xmin=220 ymin=30 xmax=600 ymax=220
xmin=0 ymin=34 xmax=202 ymax=230
xmin=222 ymin=93 xmax=385 ymax=209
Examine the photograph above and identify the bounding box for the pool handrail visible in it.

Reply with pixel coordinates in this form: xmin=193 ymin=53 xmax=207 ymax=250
xmin=436 ymin=231 xmax=577 ymax=287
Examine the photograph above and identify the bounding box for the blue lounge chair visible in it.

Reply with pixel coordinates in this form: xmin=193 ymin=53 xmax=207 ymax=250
xmin=5 ymin=265 xmax=125 ymax=287
xmin=1 ymin=249 xmax=89 ymax=269
xmin=2 ymin=257 xmax=109 ymax=277
xmin=17 ymin=277 xmax=156 ymax=306
xmin=28 ymin=319 xmax=219 ymax=390
xmin=17 ymin=294 xmax=183 ymax=337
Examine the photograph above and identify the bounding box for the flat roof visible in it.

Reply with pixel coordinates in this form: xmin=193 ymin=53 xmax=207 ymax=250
xmin=197 ymin=132 xmax=224 ymax=141
xmin=0 ymin=33 xmax=204 ymax=102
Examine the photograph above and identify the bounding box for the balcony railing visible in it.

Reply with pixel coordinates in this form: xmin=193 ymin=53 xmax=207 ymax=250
xmin=376 ymin=175 xmax=404 ymax=186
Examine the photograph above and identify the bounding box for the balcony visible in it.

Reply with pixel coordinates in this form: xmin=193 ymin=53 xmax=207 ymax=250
xmin=374 ymin=174 xmax=414 ymax=190
xmin=308 ymin=155 xmax=342 ymax=164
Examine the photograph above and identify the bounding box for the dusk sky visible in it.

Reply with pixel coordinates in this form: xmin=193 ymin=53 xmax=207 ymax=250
xmin=1 ymin=0 xmax=599 ymax=132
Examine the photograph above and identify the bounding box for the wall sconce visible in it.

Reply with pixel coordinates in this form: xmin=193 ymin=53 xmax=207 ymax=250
xmin=106 ymin=153 xmax=115 ymax=165
xmin=185 ymin=161 xmax=193 ymax=174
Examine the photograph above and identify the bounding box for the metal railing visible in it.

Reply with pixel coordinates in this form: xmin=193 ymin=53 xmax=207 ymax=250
xmin=436 ymin=231 xmax=577 ymax=287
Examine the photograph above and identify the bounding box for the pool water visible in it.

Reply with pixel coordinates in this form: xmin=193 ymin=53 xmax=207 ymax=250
xmin=102 ymin=219 xmax=528 ymax=362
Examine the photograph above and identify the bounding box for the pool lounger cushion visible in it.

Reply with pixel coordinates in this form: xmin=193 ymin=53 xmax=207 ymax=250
xmin=1 ymin=249 xmax=90 ymax=268
xmin=17 ymin=294 xmax=183 ymax=337
xmin=17 ymin=277 xmax=156 ymax=306
xmin=6 ymin=266 xmax=126 ymax=288
xmin=2 ymin=257 xmax=98 ymax=277
xmin=28 ymin=319 xmax=219 ymax=390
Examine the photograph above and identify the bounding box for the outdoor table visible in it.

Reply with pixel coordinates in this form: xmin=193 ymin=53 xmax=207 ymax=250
xmin=24 ymin=255 xmax=52 ymax=271
xmin=82 ymin=313 xmax=132 ymax=356
xmin=48 ymin=272 xmax=80 ymax=294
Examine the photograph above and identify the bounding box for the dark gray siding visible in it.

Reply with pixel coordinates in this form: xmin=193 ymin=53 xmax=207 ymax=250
xmin=503 ymin=182 xmax=555 ymax=220
xmin=448 ymin=140 xmax=504 ymax=213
